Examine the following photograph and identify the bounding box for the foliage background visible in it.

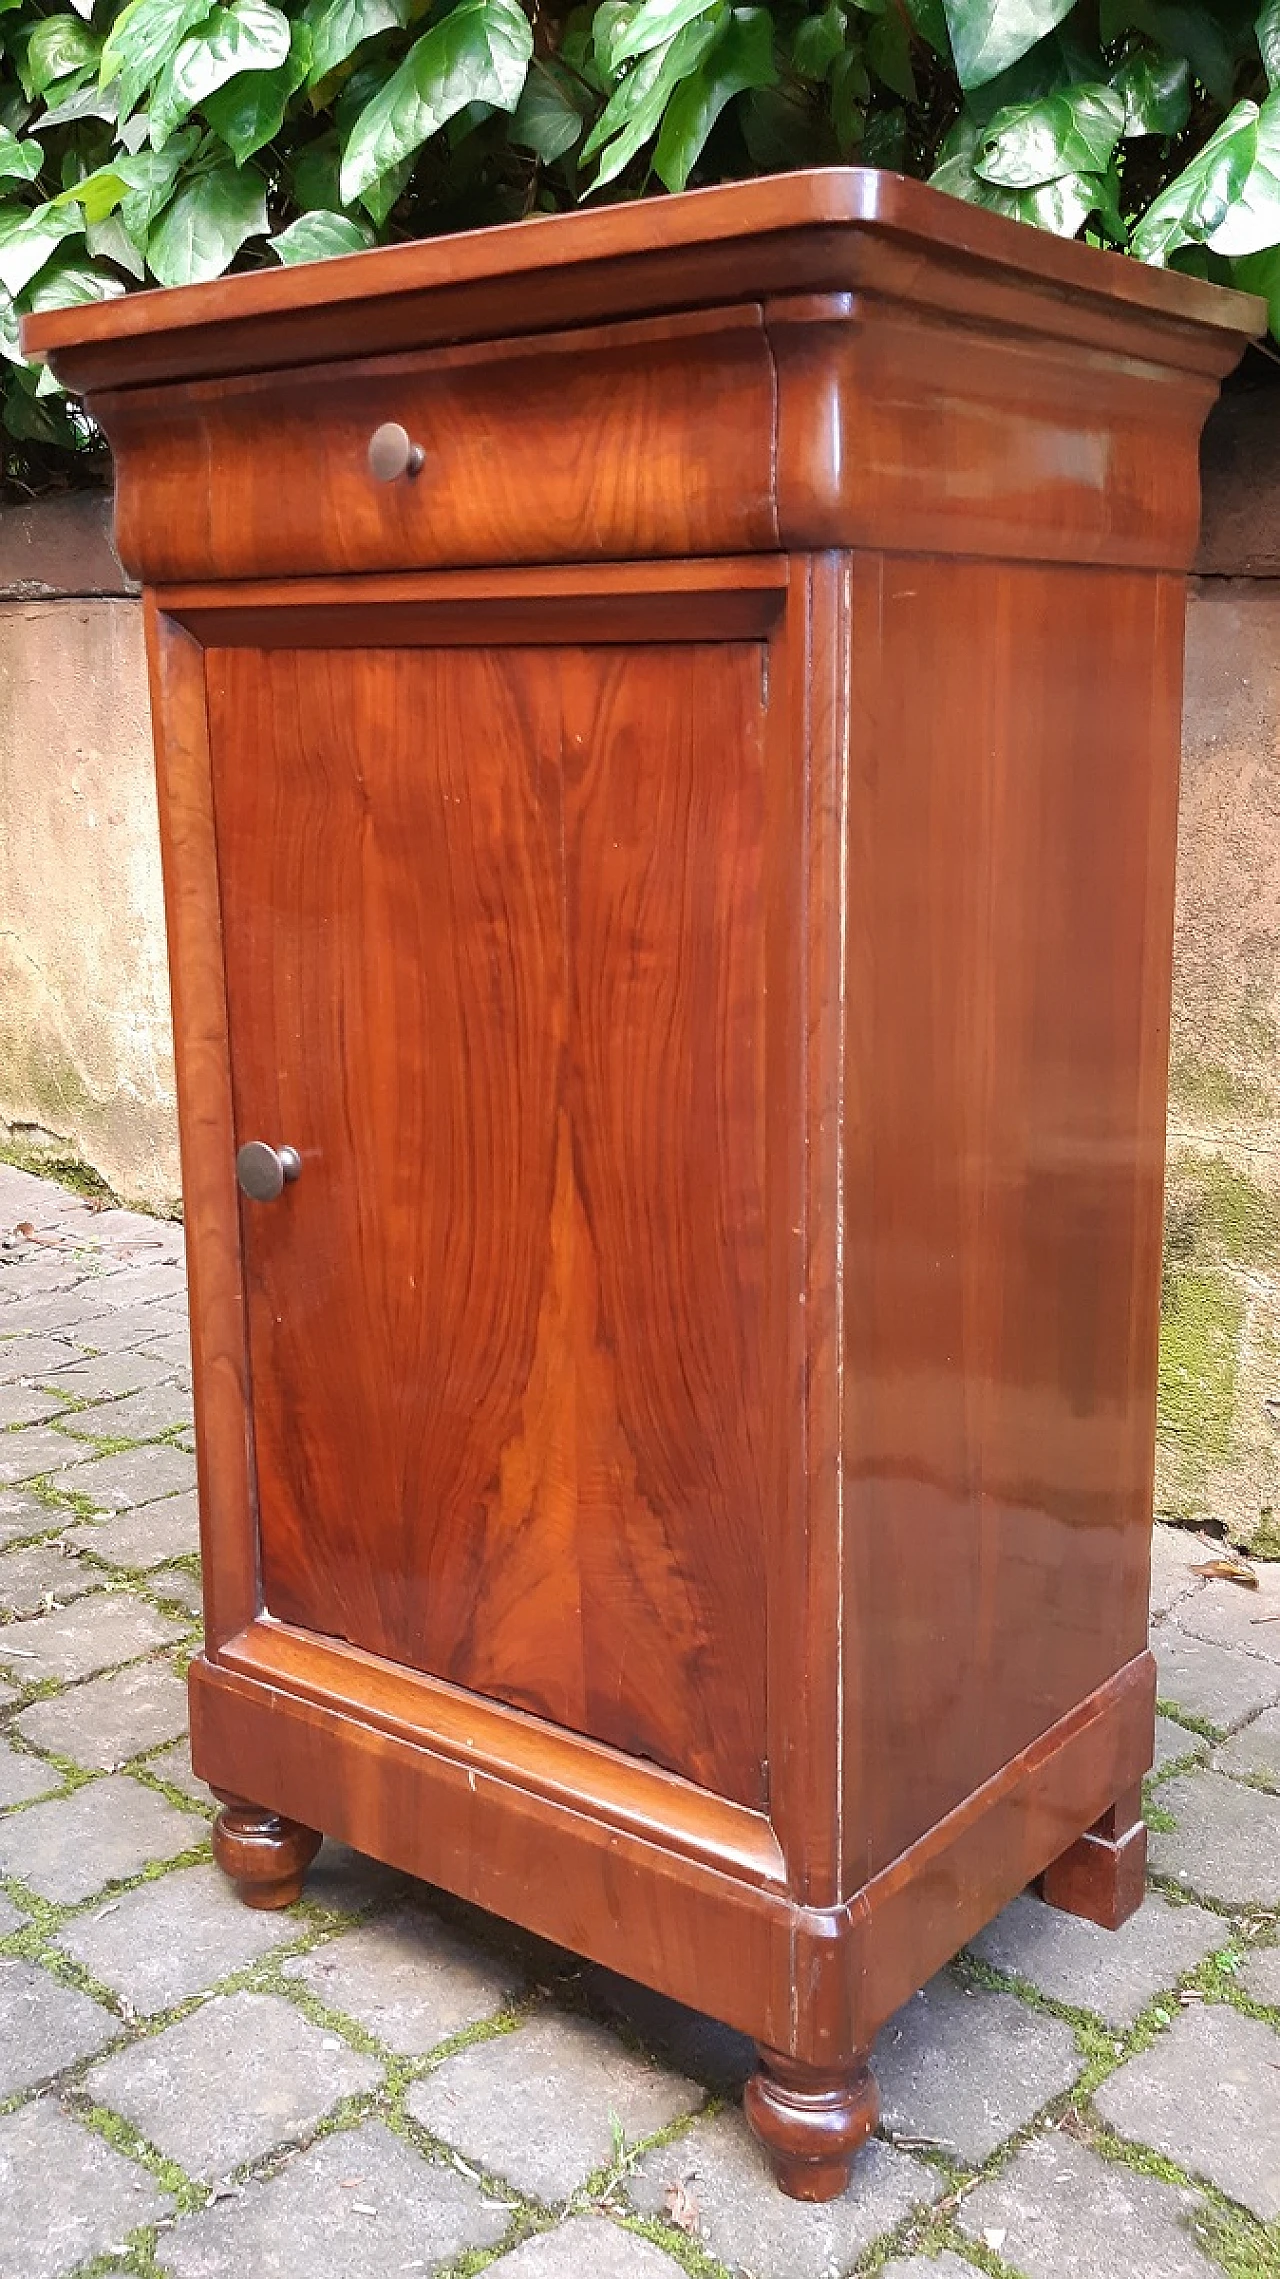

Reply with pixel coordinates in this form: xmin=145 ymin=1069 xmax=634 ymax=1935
xmin=1 ymin=0 xmax=1278 ymax=487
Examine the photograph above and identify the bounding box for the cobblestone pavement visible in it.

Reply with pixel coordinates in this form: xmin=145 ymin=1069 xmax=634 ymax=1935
xmin=0 ymin=1161 xmax=1277 ymax=2279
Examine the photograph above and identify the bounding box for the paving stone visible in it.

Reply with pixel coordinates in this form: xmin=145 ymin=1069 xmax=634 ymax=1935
xmin=0 ymin=1334 xmax=81 ymax=1384
xmin=62 ymin=1382 xmax=194 ymax=1446
xmin=0 ymin=1673 xmax=16 ymax=1708
xmin=68 ymin=1491 xmax=200 ymax=1569
xmin=1153 ymin=1716 xmax=1210 ymax=1775
xmin=1153 ymin=1626 xmax=1279 ymax=1733
xmin=630 ymin=2111 xmax=940 ymax=2279
xmin=0 ymin=1956 xmax=117 ymax=2091
xmin=968 ymin=1892 xmax=1226 ymax=2027
xmin=58 ymin=1862 xmax=300 ymax=2012
xmin=0 ymin=1539 xmax=99 ymax=1615
xmin=1172 ymin=1563 xmax=1280 ymax=1665
xmin=1094 ymin=2002 xmax=1280 ymax=2222
xmin=0 ymin=1891 xmax=26 ymax=1934
xmin=74 ymin=1303 xmax=189 ymax=1356
xmin=1240 ymin=1947 xmax=1280 ymax=2005
xmin=285 ymin=1903 xmax=514 ymax=2055
xmin=303 ymin=1839 xmax=411 ymax=1915
xmin=149 ymin=1566 xmax=203 ymax=1618
xmin=17 ymin=1662 xmax=190 ymax=1770
xmin=1149 ymin=1771 xmax=1280 ymax=1906
xmin=0 ymin=1382 xmax=68 ymax=1429
xmin=958 ymin=2130 xmax=1218 ymax=2279
xmin=0 ymin=1774 xmax=201 ymax=1902
xmin=146 ymin=1738 xmax=211 ymax=1807
xmin=0 ymin=1592 xmax=184 ymax=1683
xmin=489 ymin=2216 xmax=684 ymax=2275
xmin=92 ymin=1264 xmax=190 ymax=1311
xmin=879 ymin=2260 xmax=977 ymax=2279
xmin=47 ymin=1443 xmax=196 ymax=1513
xmin=0 ymin=1259 xmax=89 ymax=1302
xmin=160 ymin=2117 xmax=506 ymax=2279
xmin=0 ymin=1735 xmax=61 ymax=1807
xmin=140 ymin=1328 xmax=191 ymax=1374
xmin=583 ymin=1965 xmax=754 ymax=2092
xmin=0 ymin=2100 xmax=171 ymax=2279
xmin=0 ymin=1485 xmax=64 ymax=1546
xmin=40 ymin=1350 xmax=172 ymax=1402
xmin=872 ymin=1970 xmax=1083 ymax=2163
xmin=0 ymin=1424 xmax=92 ymax=1486
xmin=1213 ymin=1705 xmax=1280 ymax=1786
xmin=410 ymin=2012 xmax=700 ymax=2202
xmin=0 ymin=1289 xmax=113 ymax=1338
xmin=85 ymin=1989 xmax=381 ymax=2180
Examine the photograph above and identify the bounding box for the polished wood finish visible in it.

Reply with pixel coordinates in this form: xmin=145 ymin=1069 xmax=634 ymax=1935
xmin=29 ymin=175 xmax=1259 ymax=2203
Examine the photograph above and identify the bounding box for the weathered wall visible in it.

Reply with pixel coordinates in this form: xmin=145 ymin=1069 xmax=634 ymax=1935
xmin=0 ymin=498 xmax=179 ymax=1214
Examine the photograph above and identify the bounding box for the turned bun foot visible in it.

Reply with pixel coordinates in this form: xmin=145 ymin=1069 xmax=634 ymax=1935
xmin=744 ymin=2048 xmax=879 ymax=2201
xmin=211 ymin=1791 xmax=321 ymax=1909
xmin=1036 ymin=1783 xmax=1147 ymax=1931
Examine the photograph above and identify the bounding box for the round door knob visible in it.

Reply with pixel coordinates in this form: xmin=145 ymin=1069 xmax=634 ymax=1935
xmin=236 ymin=1142 xmax=302 ymax=1203
xmin=367 ymin=422 xmax=425 ymax=482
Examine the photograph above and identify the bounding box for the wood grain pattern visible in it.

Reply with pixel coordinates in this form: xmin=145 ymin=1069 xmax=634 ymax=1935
xmin=207 ymin=636 xmax=769 ymax=1805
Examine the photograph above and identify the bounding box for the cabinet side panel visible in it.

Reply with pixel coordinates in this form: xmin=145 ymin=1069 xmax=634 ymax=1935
xmin=843 ymin=556 xmax=1181 ymax=1883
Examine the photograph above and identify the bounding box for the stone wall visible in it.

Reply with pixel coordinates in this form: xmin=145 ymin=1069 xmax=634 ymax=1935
xmin=1 ymin=396 xmax=1279 ymax=1539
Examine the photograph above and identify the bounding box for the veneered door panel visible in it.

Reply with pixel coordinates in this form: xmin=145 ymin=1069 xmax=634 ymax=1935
xmin=206 ymin=640 xmax=769 ymax=1807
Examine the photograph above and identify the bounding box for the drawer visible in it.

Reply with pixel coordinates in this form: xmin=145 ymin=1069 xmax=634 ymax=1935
xmin=104 ymin=303 xmax=778 ymax=585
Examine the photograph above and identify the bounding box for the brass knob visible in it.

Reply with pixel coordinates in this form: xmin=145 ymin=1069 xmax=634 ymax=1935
xmin=367 ymin=421 xmax=425 ymax=482
xmin=236 ymin=1142 xmax=302 ymax=1203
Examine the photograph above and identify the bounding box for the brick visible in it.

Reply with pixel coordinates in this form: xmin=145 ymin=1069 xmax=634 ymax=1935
xmin=85 ymin=1990 xmax=381 ymax=2180
xmin=0 ymin=1335 xmax=82 ymax=1384
xmin=1240 ymin=1947 xmax=1280 ymax=2005
xmin=1153 ymin=1716 xmax=1209 ymax=1776
xmin=62 ymin=1381 xmax=194 ymax=1447
xmin=969 ymin=1892 xmax=1226 ymax=2027
xmin=0 ymin=1735 xmax=61 ymax=1807
xmin=47 ymin=1443 xmax=196 ymax=1513
xmin=409 ymin=2013 xmax=699 ymax=2202
xmin=1153 ymin=1627 xmax=1279 ymax=1733
xmin=0 ymin=1956 xmax=116 ymax=2092
xmin=0 ymin=1774 xmax=201 ymax=1902
xmin=0 ymin=1538 xmax=99 ymax=1615
xmin=1094 ymin=2003 xmax=1280 ymax=2223
xmin=631 ymin=2112 xmax=939 ymax=2279
xmin=0 ymin=1592 xmax=185 ymax=1683
xmin=284 ymin=1904 xmax=514 ymax=2056
xmin=0 ymin=1383 xmax=67 ymax=1429
xmin=489 ymin=2216 xmax=684 ymax=2275
xmin=57 ymin=1862 xmax=300 ymax=2013
xmin=1172 ymin=1563 xmax=1280 ymax=1665
xmin=17 ymin=1661 xmax=190 ymax=1770
xmin=1213 ymin=1705 xmax=1280 ymax=1786
xmin=958 ymin=2130 xmax=1218 ymax=2279
xmin=1150 ymin=1771 xmax=1280 ymax=1907
xmin=41 ymin=1351 xmax=172 ymax=1402
xmin=0 ymin=1424 xmax=92 ymax=1486
xmin=873 ymin=1971 xmax=1083 ymax=2163
xmin=161 ymin=2118 xmax=506 ymax=2279
xmin=68 ymin=1490 xmax=201 ymax=1570
xmin=0 ymin=1486 xmax=63 ymax=1546
xmin=0 ymin=2100 xmax=171 ymax=2279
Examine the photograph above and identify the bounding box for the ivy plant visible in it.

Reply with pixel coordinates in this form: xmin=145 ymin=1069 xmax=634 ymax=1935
xmin=1 ymin=0 xmax=1277 ymax=484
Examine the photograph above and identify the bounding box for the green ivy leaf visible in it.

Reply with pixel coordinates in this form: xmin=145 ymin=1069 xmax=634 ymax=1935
xmin=339 ymin=0 xmax=531 ymax=203
xmin=354 ymin=142 xmax=411 ymax=218
xmin=118 ymin=128 xmax=200 ymax=236
xmin=974 ymin=81 xmax=1124 ymax=187
xmin=1131 ymin=98 xmax=1260 ymax=262
xmin=22 ymin=249 xmax=127 ymax=307
xmin=26 ymin=17 xmax=102 ymax=95
xmin=653 ymin=4 xmax=774 ymax=189
xmin=86 ymin=208 xmax=147 ymax=276
xmin=932 ymin=106 xmax=1114 ymax=232
xmin=903 ymin=0 xmax=950 ymax=57
xmin=1232 ymin=242 xmax=1280 ymax=338
xmin=100 ymin=0 xmax=221 ymax=122
xmin=0 ymin=128 xmax=45 ymax=187
xmin=868 ymin=7 xmax=915 ymax=98
xmin=581 ymin=7 xmax=719 ymax=186
xmin=52 ymin=154 xmax=151 ymax=222
xmin=605 ymin=0 xmax=719 ymax=72
xmin=1260 ymin=0 xmax=1280 ymax=90
xmin=509 ymin=61 xmax=588 ymax=159
xmin=37 ymin=77 xmax=119 ymax=125
xmin=0 ymin=201 xmax=83 ymax=296
xmin=303 ymin=0 xmax=409 ymax=89
xmin=1205 ymin=90 xmax=1280 ymax=255
xmin=269 ymin=204 xmax=373 ymax=257
xmin=941 ymin=0 xmax=1076 ymax=89
xmin=290 ymin=128 xmax=345 ymax=207
xmin=791 ymin=2 xmax=846 ymax=80
xmin=145 ymin=152 xmax=267 ymax=280
xmin=1110 ymin=44 xmax=1190 ymax=137
xmin=148 ymin=0 xmax=292 ymax=149
xmin=203 ymin=19 xmax=311 ymax=159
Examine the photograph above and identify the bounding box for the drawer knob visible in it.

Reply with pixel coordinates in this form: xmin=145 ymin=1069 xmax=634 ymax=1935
xmin=368 ymin=421 xmax=425 ymax=482
xmin=236 ymin=1142 xmax=302 ymax=1203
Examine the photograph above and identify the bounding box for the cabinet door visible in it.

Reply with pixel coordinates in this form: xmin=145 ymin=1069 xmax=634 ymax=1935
xmin=206 ymin=633 xmax=770 ymax=1807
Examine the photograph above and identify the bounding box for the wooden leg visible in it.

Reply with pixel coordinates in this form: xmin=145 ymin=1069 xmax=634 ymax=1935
xmin=743 ymin=2047 xmax=879 ymax=2202
xmin=1036 ymin=1783 xmax=1147 ymax=1930
xmin=211 ymin=1790 xmax=321 ymax=1910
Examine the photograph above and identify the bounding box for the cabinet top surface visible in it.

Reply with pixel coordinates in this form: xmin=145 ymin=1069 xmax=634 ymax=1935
xmin=24 ymin=167 xmax=1262 ymax=394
